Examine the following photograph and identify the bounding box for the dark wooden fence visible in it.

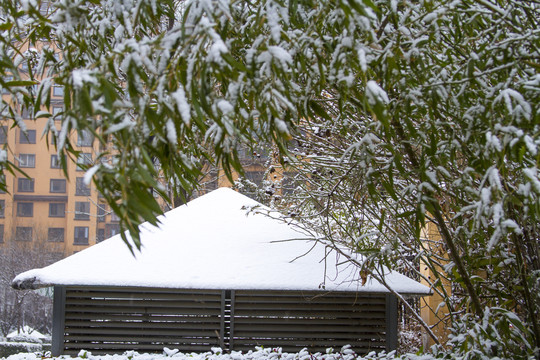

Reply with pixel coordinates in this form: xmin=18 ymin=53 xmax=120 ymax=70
xmin=52 ymin=286 xmax=397 ymax=356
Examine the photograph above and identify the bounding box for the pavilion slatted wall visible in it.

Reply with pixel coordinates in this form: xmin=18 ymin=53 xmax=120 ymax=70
xmin=54 ymin=287 xmax=393 ymax=356
xmin=60 ymin=287 xmax=224 ymax=355
xmin=231 ymin=290 xmax=387 ymax=353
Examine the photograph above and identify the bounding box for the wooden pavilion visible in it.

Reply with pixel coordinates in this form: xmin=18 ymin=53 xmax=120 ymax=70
xmin=13 ymin=188 xmax=430 ymax=355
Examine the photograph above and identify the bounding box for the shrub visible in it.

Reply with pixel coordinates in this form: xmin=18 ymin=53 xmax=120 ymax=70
xmin=0 ymin=341 xmax=42 ymax=358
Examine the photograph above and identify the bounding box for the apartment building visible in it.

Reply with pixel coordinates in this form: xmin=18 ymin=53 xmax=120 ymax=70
xmin=0 ymin=85 xmax=122 ymax=256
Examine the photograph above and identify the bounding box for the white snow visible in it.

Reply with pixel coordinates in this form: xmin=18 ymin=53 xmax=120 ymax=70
xmin=71 ymin=69 xmax=97 ymax=89
xmin=172 ymin=85 xmax=191 ymax=126
xmin=165 ymin=118 xmax=177 ymax=145
xmin=12 ymin=188 xmax=430 ymax=295
xmin=0 ymin=346 xmax=387 ymax=360
xmin=257 ymin=46 xmax=292 ymax=71
xmin=217 ymin=99 xmax=234 ymax=114
xmin=495 ymin=88 xmax=532 ymax=121
xmin=524 ymin=167 xmax=540 ymax=194
xmin=365 ymin=81 xmax=389 ymax=106
xmin=0 ymin=149 xmax=7 ymax=162
xmin=83 ymin=165 xmax=100 ymax=186
xmin=357 ymin=48 xmax=367 ymax=72
xmin=207 ymin=39 xmax=228 ymax=64
xmin=6 ymin=327 xmax=48 ymax=342
xmin=105 ymin=115 xmax=135 ymax=133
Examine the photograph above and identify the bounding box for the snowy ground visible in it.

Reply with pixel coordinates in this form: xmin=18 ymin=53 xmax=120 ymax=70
xmin=1 ymin=346 xmax=402 ymax=360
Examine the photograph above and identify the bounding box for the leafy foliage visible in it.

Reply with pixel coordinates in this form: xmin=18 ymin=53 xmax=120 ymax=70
xmin=0 ymin=0 xmax=538 ymax=357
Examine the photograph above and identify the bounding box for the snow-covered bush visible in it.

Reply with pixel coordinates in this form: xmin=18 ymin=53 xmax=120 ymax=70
xmin=3 ymin=336 xmax=40 ymax=345
xmin=0 ymin=342 xmax=42 ymax=358
xmin=398 ymin=322 xmax=423 ymax=355
xmin=445 ymin=308 xmax=536 ymax=360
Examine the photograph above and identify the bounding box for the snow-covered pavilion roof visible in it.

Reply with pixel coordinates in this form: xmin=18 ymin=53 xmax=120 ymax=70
xmin=12 ymin=188 xmax=430 ymax=295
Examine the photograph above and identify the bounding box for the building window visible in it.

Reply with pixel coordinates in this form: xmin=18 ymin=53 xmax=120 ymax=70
xmin=19 ymin=129 xmax=36 ymax=144
xmin=17 ymin=178 xmax=35 ymax=192
xmin=106 ymin=223 xmax=120 ymax=238
xmin=97 ymin=228 xmax=105 ymax=243
xmin=18 ymin=154 xmax=35 ymax=168
xmin=48 ymin=228 xmax=65 ymax=242
xmin=0 ymin=199 xmax=4 ymax=218
xmin=0 ymin=126 xmax=7 ymax=144
xmin=74 ymin=201 xmax=90 ymax=220
xmin=0 ymin=224 xmax=3 ymax=243
xmin=52 ymin=105 xmax=63 ymax=121
xmin=74 ymin=226 xmax=89 ymax=245
xmin=50 ymin=179 xmax=66 ymax=193
xmin=17 ymin=202 xmax=33 ymax=217
xmin=21 ymin=106 xmax=33 ymax=119
xmin=49 ymin=202 xmax=65 ymax=217
xmin=16 ymin=226 xmax=32 ymax=241
xmin=97 ymin=204 xmax=107 ymax=222
xmin=53 ymin=85 xmax=64 ymax=97
xmin=76 ymin=152 xmax=92 ymax=171
xmin=50 ymin=154 xmax=62 ymax=168
xmin=110 ymin=211 xmax=120 ymax=222
xmin=75 ymin=177 xmax=90 ymax=196
xmin=77 ymin=130 xmax=93 ymax=147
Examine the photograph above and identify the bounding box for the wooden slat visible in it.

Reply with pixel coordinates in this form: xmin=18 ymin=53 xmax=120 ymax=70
xmin=65 ymin=327 xmax=219 ymax=336
xmin=234 ymin=295 xmax=385 ymax=305
xmin=65 ymin=305 xmax=222 ymax=316
xmin=234 ymin=290 xmax=385 ymax=297
xmin=64 ymin=320 xmax=221 ymax=329
xmin=66 ymin=286 xmax=222 ymax=295
xmin=233 ymin=316 xmax=385 ymax=326
xmin=228 ymin=338 xmax=386 ymax=346
xmin=65 ymin=335 xmax=219 ymax=343
xmin=233 ymin=331 xmax=385 ymax=340
xmin=233 ymin=309 xmax=385 ymax=318
xmin=232 ymin=324 xmax=384 ymax=333
xmin=66 ymin=291 xmax=222 ymax=302
xmin=233 ymin=302 xmax=386 ymax=312
xmin=64 ymin=313 xmax=220 ymax=322
xmin=63 ymin=343 xmax=215 ymax=355
xmin=65 ymin=299 xmax=221 ymax=309
xmin=231 ymin=338 xmax=386 ymax=348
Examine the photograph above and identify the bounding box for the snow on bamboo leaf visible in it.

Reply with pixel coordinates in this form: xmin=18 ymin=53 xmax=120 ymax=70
xmin=172 ymin=85 xmax=191 ymax=126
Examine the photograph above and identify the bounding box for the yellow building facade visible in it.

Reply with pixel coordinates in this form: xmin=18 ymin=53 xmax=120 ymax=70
xmin=420 ymin=221 xmax=452 ymax=346
xmin=0 ymin=85 xmax=119 ymax=256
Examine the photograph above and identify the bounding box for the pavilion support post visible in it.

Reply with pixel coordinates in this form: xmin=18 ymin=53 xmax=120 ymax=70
xmin=220 ymin=290 xmax=226 ymax=349
xmin=229 ymin=290 xmax=235 ymax=350
xmin=385 ymin=294 xmax=398 ymax=352
xmin=52 ymin=286 xmax=66 ymax=356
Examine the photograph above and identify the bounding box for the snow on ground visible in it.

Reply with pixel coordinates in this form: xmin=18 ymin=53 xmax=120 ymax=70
xmin=1 ymin=346 xmax=401 ymax=360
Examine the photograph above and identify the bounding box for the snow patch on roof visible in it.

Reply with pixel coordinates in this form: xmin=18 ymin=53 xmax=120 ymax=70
xmin=12 ymin=188 xmax=430 ymax=295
